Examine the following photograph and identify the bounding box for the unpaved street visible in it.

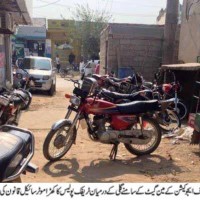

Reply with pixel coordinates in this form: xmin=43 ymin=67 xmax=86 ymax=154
xmin=19 ymin=76 xmax=200 ymax=183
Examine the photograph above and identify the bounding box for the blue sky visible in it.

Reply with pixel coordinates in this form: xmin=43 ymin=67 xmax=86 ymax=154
xmin=33 ymin=0 xmax=183 ymax=24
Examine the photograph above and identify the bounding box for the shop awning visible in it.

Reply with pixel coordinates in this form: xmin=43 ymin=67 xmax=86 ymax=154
xmin=0 ymin=0 xmax=32 ymax=25
xmin=16 ymin=26 xmax=46 ymax=40
xmin=161 ymin=63 xmax=200 ymax=71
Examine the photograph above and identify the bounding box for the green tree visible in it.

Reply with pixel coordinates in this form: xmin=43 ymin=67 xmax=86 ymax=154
xmin=72 ymin=3 xmax=112 ymax=60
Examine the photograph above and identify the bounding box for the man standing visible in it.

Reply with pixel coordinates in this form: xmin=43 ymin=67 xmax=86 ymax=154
xmin=95 ymin=61 xmax=100 ymax=74
xmin=55 ymin=54 xmax=60 ymax=73
xmin=69 ymin=52 xmax=75 ymax=68
xmin=90 ymin=59 xmax=96 ymax=75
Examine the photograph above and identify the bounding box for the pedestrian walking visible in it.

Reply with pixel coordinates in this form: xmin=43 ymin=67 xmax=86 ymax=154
xmin=69 ymin=52 xmax=76 ymax=69
xmin=95 ymin=61 xmax=100 ymax=74
xmin=79 ymin=58 xmax=85 ymax=73
xmin=55 ymin=54 xmax=61 ymax=73
xmin=90 ymin=59 xmax=96 ymax=74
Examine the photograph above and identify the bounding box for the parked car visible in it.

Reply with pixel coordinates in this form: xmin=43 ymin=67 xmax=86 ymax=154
xmin=81 ymin=60 xmax=99 ymax=76
xmin=20 ymin=56 xmax=56 ymax=96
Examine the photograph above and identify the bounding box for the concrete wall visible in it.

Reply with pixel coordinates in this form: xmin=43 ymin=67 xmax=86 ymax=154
xmin=179 ymin=0 xmax=200 ymax=62
xmin=100 ymin=24 xmax=164 ymax=81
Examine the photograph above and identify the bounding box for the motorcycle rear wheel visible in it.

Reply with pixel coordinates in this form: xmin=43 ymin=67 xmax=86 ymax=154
xmin=124 ymin=117 xmax=161 ymax=156
xmin=43 ymin=124 xmax=76 ymax=161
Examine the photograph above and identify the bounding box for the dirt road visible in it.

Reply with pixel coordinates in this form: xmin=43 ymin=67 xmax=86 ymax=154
xmin=19 ymin=76 xmax=200 ymax=183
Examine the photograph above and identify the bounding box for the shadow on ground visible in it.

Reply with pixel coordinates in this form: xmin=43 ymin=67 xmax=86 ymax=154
xmin=42 ymin=155 xmax=183 ymax=182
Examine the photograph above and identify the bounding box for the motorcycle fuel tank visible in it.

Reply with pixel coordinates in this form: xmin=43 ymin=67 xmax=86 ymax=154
xmin=84 ymin=98 xmax=119 ymax=115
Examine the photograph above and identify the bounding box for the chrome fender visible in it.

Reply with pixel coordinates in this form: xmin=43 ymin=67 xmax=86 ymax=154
xmin=51 ymin=119 xmax=73 ymax=131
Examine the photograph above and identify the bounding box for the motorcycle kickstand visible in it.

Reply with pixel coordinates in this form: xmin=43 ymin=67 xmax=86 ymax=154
xmin=109 ymin=143 xmax=119 ymax=161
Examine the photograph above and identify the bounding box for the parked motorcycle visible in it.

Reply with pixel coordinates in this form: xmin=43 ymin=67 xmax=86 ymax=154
xmin=0 ymin=125 xmax=38 ymax=182
xmin=92 ymin=73 xmax=143 ymax=94
xmin=99 ymin=89 xmax=181 ymax=133
xmin=43 ymin=77 xmax=162 ymax=161
xmin=0 ymin=88 xmax=30 ymax=125
xmin=13 ymin=68 xmax=34 ymax=110
xmin=148 ymin=81 xmax=187 ymax=120
xmin=60 ymin=66 xmax=74 ymax=78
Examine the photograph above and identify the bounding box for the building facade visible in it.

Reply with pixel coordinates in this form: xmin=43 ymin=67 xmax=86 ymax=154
xmin=47 ymin=20 xmax=82 ymax=67
xmin=179 ymin=0 xmax=200 ymax=63
xmin=13 ymin=18 xmax=46 ymax=60
xmin=100 ymin=23 xmax=164 ymax=81
xmin=0 ymin=0 xmax=32 ymax=86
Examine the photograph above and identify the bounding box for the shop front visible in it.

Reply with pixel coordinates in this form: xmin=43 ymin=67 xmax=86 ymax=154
xmin=0 ymin=0 xmax=32 ymax=86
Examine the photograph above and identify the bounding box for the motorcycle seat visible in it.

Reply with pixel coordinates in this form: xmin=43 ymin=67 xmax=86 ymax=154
xmin=117 ymin=100 xmax=159 ymax=114
xmin=110 ymin=77 xmax=124 ymax=82
xmin=13 ymin=90 xmax=28 ymax=100
xmin=101 ymin=89 xmax=148 ymax=101
xmin=12 ymin=90 xmax=29 ymax=106
xmin=92 ymin=74 xmax=102 ymax=80
xmin=0 ymin=132 xmax=24 ymax=181
xmin=12 ymin=96 xmax=25 ymax=106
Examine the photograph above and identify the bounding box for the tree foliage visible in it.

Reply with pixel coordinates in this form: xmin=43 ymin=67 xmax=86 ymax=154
xmin=72 ymin=3 xmax=112 ymax=60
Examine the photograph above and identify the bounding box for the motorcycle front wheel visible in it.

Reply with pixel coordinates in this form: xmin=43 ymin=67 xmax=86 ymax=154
xmin=43 ymin=123 xmax=76 ymax=161
xmin=124 ymin=117 xmax=161 ymax=156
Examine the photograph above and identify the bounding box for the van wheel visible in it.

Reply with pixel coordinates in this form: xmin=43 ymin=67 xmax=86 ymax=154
xmin=49 ymin=83 xmax=56 ymax=96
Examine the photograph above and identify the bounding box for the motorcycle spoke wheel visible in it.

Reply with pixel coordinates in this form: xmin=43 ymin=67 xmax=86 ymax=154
xmin=169 ymin=102 xmax=187 ymax=120
xmin=43 ymin=125 xmax=75 ymax=161
xmin=158 ymin=110 xmax=181 ymax=133
xmin=124 ymin=117 xmax=161 ymax=156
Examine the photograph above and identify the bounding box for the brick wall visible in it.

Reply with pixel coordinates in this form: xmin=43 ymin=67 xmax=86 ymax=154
xmin=100 ymin=24 xmax=165 ymax=81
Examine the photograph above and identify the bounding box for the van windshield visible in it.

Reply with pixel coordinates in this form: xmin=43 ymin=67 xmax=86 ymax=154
xmin=21 ymin=58 xmax=51 ymax=71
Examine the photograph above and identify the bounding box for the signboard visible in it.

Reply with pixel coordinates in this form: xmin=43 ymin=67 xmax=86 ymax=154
xmin=15 ymin=43 xmax=24 ymax=58
xmin=16 ymin=26 xmax=46 ymax=39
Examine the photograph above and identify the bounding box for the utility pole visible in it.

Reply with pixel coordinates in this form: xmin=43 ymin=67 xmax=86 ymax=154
xmin=162 ymin=0 xmax=179 ymax=64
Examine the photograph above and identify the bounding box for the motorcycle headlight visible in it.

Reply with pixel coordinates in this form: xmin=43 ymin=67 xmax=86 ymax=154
xmin=70 ymin=95 xmax=81 ymax=106
xmin=5 ymin=154 xmax=23 ymax=178
xmin=43 ymin=75 xmax=50 ymax=80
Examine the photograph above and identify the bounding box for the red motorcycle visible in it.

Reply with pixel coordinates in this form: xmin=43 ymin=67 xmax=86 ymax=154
xmin=43 ymin=77 xmax=162 ymax=161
